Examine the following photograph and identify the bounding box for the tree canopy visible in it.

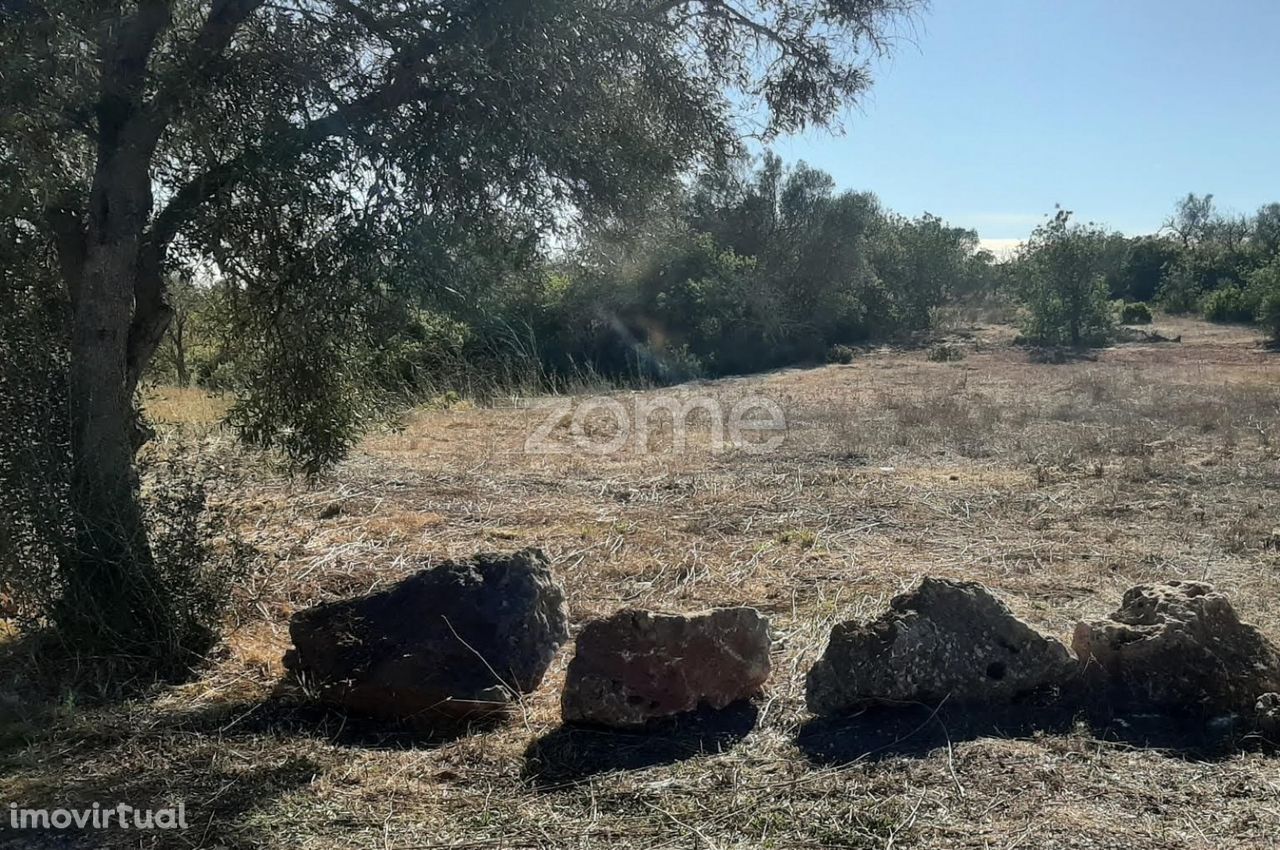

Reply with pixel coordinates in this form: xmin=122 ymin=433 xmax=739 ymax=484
xmin=0 ymin=0 xmax=919 ymax=662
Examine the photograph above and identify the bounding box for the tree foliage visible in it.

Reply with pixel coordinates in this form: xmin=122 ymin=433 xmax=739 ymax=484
xmin=0 ymin=0 xmax=920 ymax=660
xmin=1014 ymin=209 xmax=1115 ymax=347
xmin=531 ymin=155 xmax=992 ymax=379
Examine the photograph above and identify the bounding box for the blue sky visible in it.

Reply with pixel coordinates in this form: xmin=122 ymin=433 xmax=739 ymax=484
xmin=766 ymin=0 xmax=1280 ymax=253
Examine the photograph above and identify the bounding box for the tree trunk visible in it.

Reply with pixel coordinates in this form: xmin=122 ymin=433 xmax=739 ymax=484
xmin=59 ymin=147 xmax=172 ymax=654
xmin=50 ymin=1 xmax=187 ymax=659
xmin=172 ymin=318 xmax=189 ymax=388
xmin=63 ymin=250 xmax=170 ymax=651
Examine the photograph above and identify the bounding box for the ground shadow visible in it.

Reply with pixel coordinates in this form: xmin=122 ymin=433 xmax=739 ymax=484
xmin=1025 ymin=346 xmax=1100 ymax=364
xmin=0 ymin=686 xmax=513 ymax=848
xmin=160 ymin=688 xmax=509 ymax=751
xmin=0 ymin=698 xmax=324 ymax=850
xmin=523 ymin=701 xmax=759 ymax=787
xmin=796 ymin=699 xmax=1277 ymax=766
xmin=797 ymin=700 xmax=1079 ymax=765
xmin=1085 ymin=709 xmax=1278 ymax=759
xmin=0 ymin=628 xmax=211 ymax=754
xmin=1 ymin=754 xmax=322 ymax=849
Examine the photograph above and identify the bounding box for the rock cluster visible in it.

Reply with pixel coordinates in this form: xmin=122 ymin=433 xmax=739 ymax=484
xmin=1073 ymin=580 xmax=1280 ymax=716
xmin=283 ymin=547 xmax=1280 ymax=741
xmin=807 ymin=577 xmax=1280 ymax=728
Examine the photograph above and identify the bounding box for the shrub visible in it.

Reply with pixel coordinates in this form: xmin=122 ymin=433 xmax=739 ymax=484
xmin=0 ymin=288 xmax=70 ymax=628
xmin=1015 ymin=210 xmax=1116 ymax=347
xmin=1201 ymin=285 xmax=1257 ymax=323
xmin=1249 ymin=261 xmax=1280 ymax=342
xmin=1 ymin=299 xmax=251 ymax=676
xmin=1156 ymin=259 xmax=1203 ymax=314
xmin=826 ymin=344 xmax=855 ymax=364
xmin=29 ymin=453 xmax=253 ymax=679
xmin=1258 ymin=290 xmax=1280 ymax=343
xmin=148 ymin=456 xmax=253 ymax=651
xmin=1119 ymin=302 xmax=1153 ymax=324
xmin=927 ymin=343 xmax=964 ymax=362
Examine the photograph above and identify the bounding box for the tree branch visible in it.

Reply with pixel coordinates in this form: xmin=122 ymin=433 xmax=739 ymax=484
xmin=95 ymin=0 xmax=173 ymax=150
xmin=147 ymin=40 xmax=450 ymax=250
xmin=129 ymin=24 xmax=452 ymax=386
xmin=125 ymin=239 xmax=173 ymax=398
xmin=138 ymin=0 xmax=267 ymax=146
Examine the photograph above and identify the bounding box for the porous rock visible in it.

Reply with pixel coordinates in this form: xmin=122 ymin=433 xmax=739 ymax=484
xmin=1073 ymin=581 xmax=1280 ymax=716
xmin=561 ymin=607 xmax=771 ymax=727
xmin=806 ymin=577 xmax=1075 ymax=715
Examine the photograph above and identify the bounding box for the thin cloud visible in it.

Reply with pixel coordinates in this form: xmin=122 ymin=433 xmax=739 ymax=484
xmin=978 ymin=237 xmax=1023 ymax=259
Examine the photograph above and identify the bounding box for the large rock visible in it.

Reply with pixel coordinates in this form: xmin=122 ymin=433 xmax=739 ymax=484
xmin=284 ymin=548 xmax=568 ymax=726
xmin=806 ymin=578 xmax=1075 ymax=716
xmin=561 ymin=607 xmax=771 ymax=727
xmin=1073 ymin=581 xmax=1280 ymax=716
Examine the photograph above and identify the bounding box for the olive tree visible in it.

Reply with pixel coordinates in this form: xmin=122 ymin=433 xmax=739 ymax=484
xmin=0 ymin=0 xmax=918 ymax=660
xmin=1016 ymin=209 xmax=1116 ymax=348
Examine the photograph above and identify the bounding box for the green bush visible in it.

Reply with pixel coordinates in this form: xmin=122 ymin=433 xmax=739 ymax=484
xmin=1015 ymin=210 xmax=1116 ymax=347
xmin=1156 ymin=259 xmax=1203 ymax=314
xmin=129 ymin=455 xmax=255 ymax=669
xmin=0 ymin=280 xmax=70 ymax=628
xmin=1 ymin=286 xmax=249 ymax=675
xmin=927 ymin=343 xmax=964 ymax=362
xmin=1248 ymin=261 xmax=1280 ymax=342
xmin=1119 ymin=302 xmax=1153 ymax=324
xmin=826 ymin=344 xmax=856 ymax=364
xmin=1258 ymin=291 xmax=1280 ymax=342
xmin=28 ymin=452 xmax=253 ymax=678
xmin=1201 ymin=285 xmax=1257 ymax=323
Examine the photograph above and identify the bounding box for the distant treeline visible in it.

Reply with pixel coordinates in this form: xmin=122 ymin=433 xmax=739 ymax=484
xmin=1110 ymin=193 xmax=1280 ymax=325
xmin=150 ymin=154 xmax=1001 ymax=395
xmin=149 ymin=167 xmax=1280 ymax=399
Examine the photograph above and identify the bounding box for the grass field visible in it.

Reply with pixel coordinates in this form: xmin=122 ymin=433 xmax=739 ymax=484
xmin=3 ymin=317 xmax=1280 ymax=849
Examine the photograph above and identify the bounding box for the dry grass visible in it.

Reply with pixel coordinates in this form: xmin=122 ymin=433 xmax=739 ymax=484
xmin=3 ymin=317 xmax=1280 ymax=848
xmin=142 ymin=384 xmax=231 ymax=429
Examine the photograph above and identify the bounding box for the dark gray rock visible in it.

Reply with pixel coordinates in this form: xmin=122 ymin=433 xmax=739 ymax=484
xmin=561 ymin=607 xmax=771 ymax=727
xmin=1073 ymin=581 xmax=1280 ymax=716
xmin=284 ymin=548 xmax=568 ymax=727
xmin=1255 ymin=693 xmax=1280 ymax=738
xmin=806 ymin=577 xmax=1075 ymax=716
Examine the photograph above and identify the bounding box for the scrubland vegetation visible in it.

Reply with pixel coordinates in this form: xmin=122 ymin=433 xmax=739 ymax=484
xmin=4 ymin=317 xmax=1280 ymax=849
xmin=2 ymin=1 xmax=1280 ymax=848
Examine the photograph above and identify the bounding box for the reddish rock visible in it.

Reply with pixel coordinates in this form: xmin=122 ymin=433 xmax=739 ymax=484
xmin=561 ymin=607 xmax=771 ymax=727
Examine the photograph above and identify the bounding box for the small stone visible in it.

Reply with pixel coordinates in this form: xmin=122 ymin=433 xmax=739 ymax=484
xmin=561 ymin=607 xmax=771 ymax=727
xmin=806 ymin=577 xmax=1075 ymax=716
xmin=285 ymin=548 xmax=568 ymax=727
xmin=1073 ymin=581 xmax=1280 ymax=716
xmin=1255 ymin=693 xmax=1280 ymax=737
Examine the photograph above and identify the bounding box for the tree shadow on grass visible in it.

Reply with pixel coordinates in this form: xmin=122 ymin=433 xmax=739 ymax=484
xmin=0 ymin=695 xmax=327 ymax=850
xmin=522 ymin=701 xmax=759 ymax=788
xmin=0 ymin=686 xmax=519 ymax=849
xmin=0 ymin=628 xmax=193 ymax=755
xmin=1 ymin=753 xmax=323 ymax=849
xmin=796 ymin=700 xmax=1277 ymax=767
